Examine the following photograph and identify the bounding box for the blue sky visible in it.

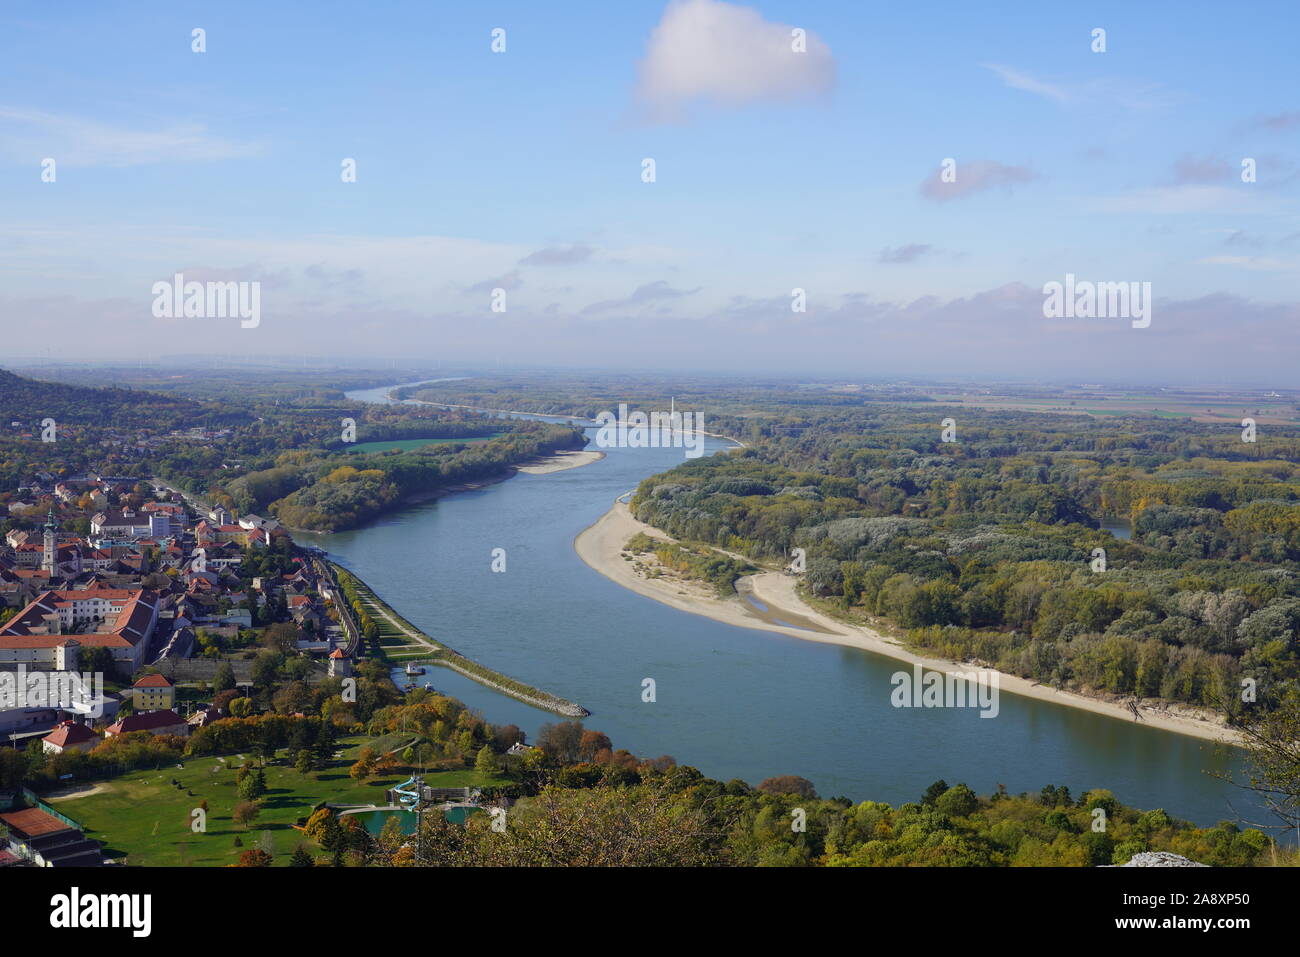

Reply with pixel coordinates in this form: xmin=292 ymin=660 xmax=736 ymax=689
xmin=1 ymin=0 xmax=1296 ymax=382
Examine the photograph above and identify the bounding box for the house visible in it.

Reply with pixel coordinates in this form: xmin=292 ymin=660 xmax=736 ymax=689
xmin=238 ymin=514 xmax=280 ymax=534
xmin=219 ymin=609 xmax=252 ymax=628
xmin=327 ymin=647 xmax=353 ymax=678
xmin=130 ymin=673 xmax=175 ymax=711
xmin=42 ymin=720 xmax=98 ymax=755
xmin=196 ymin=522 xmax=260 ymax=549
xmin=105 ymin=709 xmax=188 ymax=738
xmin=141 ymin=501 xmax=185 ymax=520
xmin=12 ymin=544 xmax=43 ymax=567
xmin=0 ymin=807 xmax=104 ymax=867
xmin=202 ymin=541 xmax=245 ymax=570
xmin=52 ymin=482 xmax=89 ymax=504
xmin=187 ymin=707 xmax=224 ymax=730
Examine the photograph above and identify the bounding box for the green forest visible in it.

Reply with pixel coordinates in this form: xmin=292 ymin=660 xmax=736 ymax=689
xmin=0 ymin=368 xmax=584 ymax=533
xmin=629 ymin=406 xmax=1300 ymax=719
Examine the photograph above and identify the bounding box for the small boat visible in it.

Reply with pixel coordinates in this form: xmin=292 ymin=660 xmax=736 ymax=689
xmin=404 ymin=663 xmax=425 ymax=676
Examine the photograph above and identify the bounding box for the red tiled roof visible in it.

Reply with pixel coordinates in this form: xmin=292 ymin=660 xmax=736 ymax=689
xmin=0 ymin=586 xmax=159 ymax=649
xmin=132 ymin=673 xmax=173 ymax=688
xmin=43 ymin=721 xmax=97 ymax=748
xmin=106 ymin=710 xmax=185 ymax=734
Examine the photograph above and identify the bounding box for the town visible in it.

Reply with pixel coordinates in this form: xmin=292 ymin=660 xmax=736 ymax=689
xmin=0 ymin=469 xmax=363 ymax=865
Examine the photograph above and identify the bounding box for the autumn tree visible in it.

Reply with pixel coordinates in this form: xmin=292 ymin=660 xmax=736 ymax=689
xmin=233 ymin=801 xmax=260 ymax=829
xmin=578 ymin=730 xmax=612 ymax=763
xmin=757 ymin=776 xmax=818 ymax=799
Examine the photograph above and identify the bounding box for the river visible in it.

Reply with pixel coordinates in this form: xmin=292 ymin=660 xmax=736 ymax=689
xmin=310 ymin=381 xmax=1258 ymax=828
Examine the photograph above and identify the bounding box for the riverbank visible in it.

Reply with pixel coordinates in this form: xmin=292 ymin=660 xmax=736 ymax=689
xmin=334 ymin=563 xmax=590 ymax=718
xmin=575 ymin=499 xmax=1242 ymax=747
xmin=284 ymin=446 xmax=603 ymax=535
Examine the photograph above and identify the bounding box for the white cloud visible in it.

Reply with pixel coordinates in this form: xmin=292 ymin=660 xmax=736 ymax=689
xmin=980 ymin=64 xmax=1070 ymax=104
xmin=635 ymin=0 xmax=834 ymax=121
xmin=920 ymin=160 xmax=1036 ymax=202
xmin=979 ymin=64 xmax=1176 ymax=112
xmin=0 ymin=106 xmax=259 ymax=167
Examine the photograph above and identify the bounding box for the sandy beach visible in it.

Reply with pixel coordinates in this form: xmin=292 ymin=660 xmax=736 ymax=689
xmin=517 ymin=449 xmax=606 ymax=474
xmin=575 ymin=498 xmax=1242 ymax=746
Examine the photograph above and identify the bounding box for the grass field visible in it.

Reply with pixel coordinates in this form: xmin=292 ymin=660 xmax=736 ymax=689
xmin=53 ymin=734 xmax=507 ymax=866
xmin=348 ymin=434 xmax=502 ymax=454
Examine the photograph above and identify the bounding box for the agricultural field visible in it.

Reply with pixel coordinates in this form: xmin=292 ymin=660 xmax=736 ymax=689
xmin=347 ymin=434 xmax=503 ymax=454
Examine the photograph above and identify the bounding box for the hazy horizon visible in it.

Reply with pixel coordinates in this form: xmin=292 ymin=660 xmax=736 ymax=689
xmin=2 ymin=1 xmax=1296 ymax=383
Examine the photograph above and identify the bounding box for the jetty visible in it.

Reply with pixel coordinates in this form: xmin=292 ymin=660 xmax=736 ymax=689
xmin=329 ymin=561 xmax=590 ymax=718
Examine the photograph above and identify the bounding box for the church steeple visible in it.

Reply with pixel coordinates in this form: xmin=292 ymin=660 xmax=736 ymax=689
xmin=42 ymin=506 xmax=58 ymax=574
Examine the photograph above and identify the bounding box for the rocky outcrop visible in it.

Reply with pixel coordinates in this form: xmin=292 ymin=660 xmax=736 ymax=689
xmin=1114 ymin=851 xmax=1207 ymax=867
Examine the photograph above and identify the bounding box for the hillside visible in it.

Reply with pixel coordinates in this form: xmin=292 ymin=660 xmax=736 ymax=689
xmin=0 ymin=367 xmax=239 ymax=429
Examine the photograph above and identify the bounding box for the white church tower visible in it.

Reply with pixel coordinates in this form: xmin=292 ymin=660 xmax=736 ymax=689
xmin=42 ymin=507 xmax=57 ymax=574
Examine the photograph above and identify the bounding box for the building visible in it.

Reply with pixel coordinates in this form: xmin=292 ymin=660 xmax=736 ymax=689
xmin=0 ymin=706 xmax=60 ymax=737
xmin=90 ymin=508 xmax=169 ymax=542
xmin=0 ymin=807 xmax=103 ymax=866
xmin=104 ymin=709 xmax=188 ymax=738
xmin=187 ymin=707 xmax=224 ymax=730
xmin=327 ymin=647 xmax=353 ymax=678
xmin=130 ymin=673 xmax=175 ymax=711
xmin=39 ymin=508 xmax=84 ymax=577
xmin=55 ymin=638 xmax=79 ymax=671
xmin=0 ymin=585 xmax=160 ymax=672
xmin=42 ymin=720 xmax=98 ymax=755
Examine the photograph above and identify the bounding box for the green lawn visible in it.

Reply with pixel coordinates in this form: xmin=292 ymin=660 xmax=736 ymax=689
xmin=53 ymin=735 xmax=508 ymax=866
xmin=357 ymin=594 xmax=435 ymax=660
